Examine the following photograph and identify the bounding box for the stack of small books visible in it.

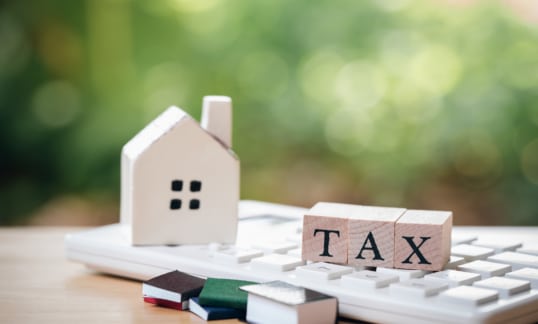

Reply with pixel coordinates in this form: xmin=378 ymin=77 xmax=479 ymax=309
xmin=143 ymin=270 xmax=337 ymax=323
xmin=142 ymin=270 xmax=253 ymax=321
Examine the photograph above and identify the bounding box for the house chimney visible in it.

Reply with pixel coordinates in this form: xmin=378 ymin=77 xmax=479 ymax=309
xmin=201 ymin=96 xmax=232 ymax=148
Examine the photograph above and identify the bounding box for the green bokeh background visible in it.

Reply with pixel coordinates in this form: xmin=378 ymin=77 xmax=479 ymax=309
xmin=1 ymin=0 xmax=538 ymax=225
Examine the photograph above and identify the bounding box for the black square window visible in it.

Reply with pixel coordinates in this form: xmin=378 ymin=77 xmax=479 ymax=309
xmin=189 ymin=199 xmax=200 ymax=210
xmin=171 ymin=180 xmax=183 ymax=191
xmin=170 ymin=199 xmax=182 ymax=210
xmin=190 ymin=180 xmax=202 ymax=192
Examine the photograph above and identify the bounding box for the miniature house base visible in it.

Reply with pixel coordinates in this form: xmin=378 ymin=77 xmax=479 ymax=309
xmin=120 ymin=96 xmax=239 ymax=245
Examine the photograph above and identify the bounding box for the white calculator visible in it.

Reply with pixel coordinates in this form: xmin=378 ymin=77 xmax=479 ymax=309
xmin=65 ymin=200 xmax=538 ymax=324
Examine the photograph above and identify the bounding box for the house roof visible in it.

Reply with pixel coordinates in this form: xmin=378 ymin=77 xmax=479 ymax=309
xmin=122 ymin=106 xmax=237 ymax=161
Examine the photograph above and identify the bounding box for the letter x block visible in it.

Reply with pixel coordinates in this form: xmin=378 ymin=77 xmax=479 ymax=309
xmin=348 ymin=206 xmax=407 ymax=268
xmin=394 ymin=210 xmax=452 ymax=271
xmin=302 ymin=202 xmax=349 ymax=264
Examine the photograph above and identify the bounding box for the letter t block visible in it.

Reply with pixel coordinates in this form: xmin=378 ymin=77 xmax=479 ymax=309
xmin=394 ymin=209 xmax=452 ymax=271
xmin=302 ymin=202 xmax=349 ymax=264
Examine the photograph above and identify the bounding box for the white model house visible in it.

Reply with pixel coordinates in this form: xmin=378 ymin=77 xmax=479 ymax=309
xmin=120 ymin=96 xmax=239 ymax=245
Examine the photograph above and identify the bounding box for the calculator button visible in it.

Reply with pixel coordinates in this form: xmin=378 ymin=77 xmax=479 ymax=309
xmin=517 ymin=245 xmax=538 ymax=256
xmin=208 ymin=242 xmax=230 ymax=252
xmin=214 ymin=247 xmax=263 ymax=263
xmin=457 ymin=260 xmax=511 ymax=279
xmin=444 ymin=256 xmax=466 ymax=270
xmin=487 ymin=252 xmax=538 ymax=270
xmin=251 ymin=241 xmax=298 ymax=254
xmin=285 ymin=233 xmax=303 ymax=244
xmin=390 ymin=279 xmax=448 ymax=298
xmin=471 ymin=240 xmax=522 ymax=253
xmin=451 ymin=234 xmax=477 ymax=246
xmin=505 ymin=268 xmax=538 ymax=289
xmin=376 ymin=267 xmax=428 ymax=280
xmin=439 ymin=286 xmax=498 ymax=307
xmin=451 ymin=244 xmax=495 ymax=261
xmin=286 ymin=248 xmax=302 ymax=258
xmin=473 ymin=277 xmax=530 ymax=298
xmin=341 ymin=270 xmax=399 ymax=289
xmin=296 ymin=262 xmax=353 ymax=280
xmin=424 ymin=270 xmax=480 ymax=287
xmin=250 ymin=254 xmax=305 ymax=272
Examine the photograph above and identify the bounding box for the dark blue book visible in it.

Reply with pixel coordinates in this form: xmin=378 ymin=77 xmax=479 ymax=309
xmin=188 ymin=297 xmax=246 ymax=321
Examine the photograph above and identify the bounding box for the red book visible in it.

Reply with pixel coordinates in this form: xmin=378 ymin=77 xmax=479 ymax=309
xmin=143 ymin=296 xmax=187 ymax=310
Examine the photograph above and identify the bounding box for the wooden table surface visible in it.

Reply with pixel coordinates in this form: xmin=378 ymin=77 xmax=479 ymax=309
xmin=0 ymin=227 xmax=240 ymax=324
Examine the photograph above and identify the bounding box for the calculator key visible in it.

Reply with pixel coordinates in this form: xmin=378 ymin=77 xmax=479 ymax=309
xmin=352 ymin=265 xmax=375 ymax=272
xmin=505 ymin=268 xmax=538 ymax=289
xmin=439 ymin=286 xmax=498 ymax=307
xmin=424 ymin=270 xmax=481 ymax=287
xmin=517 ymin=245 xmax=538 ymax=256
xmin=471 ymin=240 xmax=522 ymax=253
xmin=296 ymin=262 xmax=353 ymax=280
xmin=286 ymin=233 xmax=303 ymax=244
xmin=341 ymin=270 xmax=399 ymax=289
xmin=451 ymin=234 xmax=477 ymax=246
xmin=473 ymin=277 xmax=530 ymax=298
xmin=286 ymin=248 xmax=302 ymax=258
xmin=390 ymin=279 xmax=448 ymax=298
xmin=444 ymin=256 xmax=466 ymax=270
xmin=376 ymin=267 xmax=429 ymax=280
xmin=457 ymin=260 xmax=511 ymax=279
xmin=487 ymin=252 xmax=538 ymax=270
xmin=252 ymin=241 xmax=298 ymax=254
xmin=250 ymin=254 xmax=305 ymax=272
xmin=451 ymin=244 xmax=495 ymax=261
xmin=208 ymin=242 xmax=231 ymax=252
xmin=214 ymin=247 xmax=264 ymax=263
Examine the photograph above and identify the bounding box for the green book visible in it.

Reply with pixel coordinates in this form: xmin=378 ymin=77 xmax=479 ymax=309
xmin=198 ymin=278 xmax=256 ymax=310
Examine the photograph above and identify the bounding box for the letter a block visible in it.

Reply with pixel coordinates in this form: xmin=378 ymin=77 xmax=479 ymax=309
xmin=302 ymin=202 xmax=349 ymax=264
xmin=348 ymin=206 xmax=406 ymax=268
xmin=394 ymin=210 xmax=452 ymax=271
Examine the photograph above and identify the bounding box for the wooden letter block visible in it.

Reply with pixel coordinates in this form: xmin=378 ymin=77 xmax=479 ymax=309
xmin=394 ymin=209 xmax=452 ymax=271
xmin=347 ymin=206 xmax=406 ymax=268
xmin=302 ymin=202 xmax=349 ymax=264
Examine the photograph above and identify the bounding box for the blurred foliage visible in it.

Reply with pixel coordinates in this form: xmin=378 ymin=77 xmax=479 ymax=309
xmin=1 ymin=0 xmax=538 ymax=225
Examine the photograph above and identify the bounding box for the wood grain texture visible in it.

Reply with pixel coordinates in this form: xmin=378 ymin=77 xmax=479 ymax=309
xmin=302 ymin=203 xmax=349 ymax=264
xmin=347 ymin=206 xmax=406 ymax=268
xmin=394 ymin=210 xmax=452 ymax=271
xmin=0 ymin=227 xmax=210 ymax=324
